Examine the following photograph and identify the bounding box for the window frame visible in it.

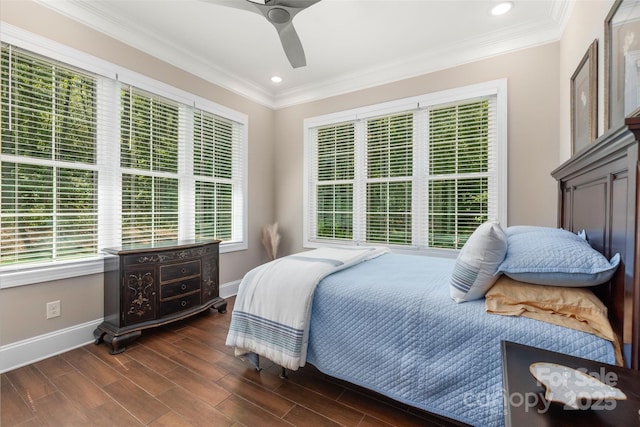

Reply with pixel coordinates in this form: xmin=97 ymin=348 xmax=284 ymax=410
xmin=303 ymin=79 xmax=507 ymax=256
xmin=0 ymin=24 xmax=248 ymax=288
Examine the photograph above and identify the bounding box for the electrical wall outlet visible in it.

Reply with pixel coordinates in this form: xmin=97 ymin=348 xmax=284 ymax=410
xmin=46 ymin=300 xmax=61 ymax=319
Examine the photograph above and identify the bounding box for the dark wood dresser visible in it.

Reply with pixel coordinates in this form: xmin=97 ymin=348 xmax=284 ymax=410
xmin=93 ymin=240 xmax=227 ymax=354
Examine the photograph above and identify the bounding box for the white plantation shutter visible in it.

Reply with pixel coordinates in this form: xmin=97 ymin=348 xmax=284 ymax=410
xmin=1 ymin=44 xmax=99 ymax=265
xmin=305 ymin=82 xmax=505 ymax=251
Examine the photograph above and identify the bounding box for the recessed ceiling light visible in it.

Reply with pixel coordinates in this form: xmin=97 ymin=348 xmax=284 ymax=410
xmin=271 ymin=76 xmax=283 ymax=83
xmin=491 ymin=1 xmax=513 ymax=16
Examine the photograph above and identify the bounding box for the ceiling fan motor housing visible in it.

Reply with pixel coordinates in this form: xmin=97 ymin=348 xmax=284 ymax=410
xmin=268 ymin=7 xmax=291 ymax=24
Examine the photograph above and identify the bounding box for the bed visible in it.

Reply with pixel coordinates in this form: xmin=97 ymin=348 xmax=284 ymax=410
xmin=227 ymin=117 xmax=640 ymax=427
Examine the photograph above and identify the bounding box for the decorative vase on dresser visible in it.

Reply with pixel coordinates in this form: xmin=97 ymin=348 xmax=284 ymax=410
xmin=93 ymin=240 xmax=226 ymax=354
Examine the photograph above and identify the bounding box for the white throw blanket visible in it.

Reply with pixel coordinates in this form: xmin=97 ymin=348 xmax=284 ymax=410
xmin=226 ymin=246 xmax=389 ymax=370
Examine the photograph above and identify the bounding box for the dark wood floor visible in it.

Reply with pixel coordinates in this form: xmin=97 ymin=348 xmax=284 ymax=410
xmin=1 ymin=297 xmax=464 ymax=427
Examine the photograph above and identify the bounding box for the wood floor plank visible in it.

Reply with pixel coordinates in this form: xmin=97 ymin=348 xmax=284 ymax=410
xmin=103 ymin=377 xmax=171 ymax=424
xmin=30 ymin=391 xmax=90 ymax=426
xmin=169 ymin=350 xmax=226 ymax=380
xmin=275 ymin=380 xmax=365 ymax=427
xmin=126 ymin=344 xmax=180 ymax=374
xmin=358 ymin=415 xmax=398 ymax=427
xmin=215 ymin=394 xmax=295 ymax=427
xmin=282 ymin=404 xmax=344 ymax=427
xmin=135 ymin=331 xmax=183 ymax=356
xmin=338 ymin=388 xmax=436 ymax=427
xmin=172 ymin=336 xmax=225 ymax=363
xmin=83 ymin=341 xmax=134 ymax=368
xmin=162 ymin=365 xmax=230 ymax=407
xmin=217 ymin=373 xmax=295 ymax=417
xmin=215 ymin=353 xmax=284 ymax=391
xmin=50 ymin=370 xmax=110 ymax=409
xmin=63 ymin=350 xmax=122 ymax=387
xmin=179 ymin=326 xmax=231 ymax=353
xmin=155 ymin=385 xmax=233 ymax=427
xmin=33 ymin=355 xmax=74 ymax=380
xmin=147 ymin=411 xmax=196 ymax=427
xmin=266 ymin=364 xmax=345 ymax=401
xmin=0 ymin=375 xmax=36 ymax=426
xmin=81 ymin=400 xmax=143 ymax=427
xmin=4 ymin=365 xmax=56 ymax=402
xmin=120 ymin=359 xmax=175 ymax=396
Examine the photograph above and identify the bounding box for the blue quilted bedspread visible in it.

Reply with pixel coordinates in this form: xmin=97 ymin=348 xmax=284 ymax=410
xmin=306 ymin=253 xmax=616 ymax=427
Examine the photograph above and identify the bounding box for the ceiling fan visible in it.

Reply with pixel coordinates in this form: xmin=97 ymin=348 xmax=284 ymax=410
xmin=206 ymin=0 xmax=322 ymax=68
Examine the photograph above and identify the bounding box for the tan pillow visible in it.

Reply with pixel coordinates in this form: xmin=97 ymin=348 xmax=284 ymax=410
xmin=485 ymin=275 xmax=623 ymax=365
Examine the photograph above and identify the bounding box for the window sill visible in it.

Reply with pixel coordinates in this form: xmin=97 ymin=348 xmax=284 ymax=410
xmin=0 ymin=257 xmax=105 ymax=289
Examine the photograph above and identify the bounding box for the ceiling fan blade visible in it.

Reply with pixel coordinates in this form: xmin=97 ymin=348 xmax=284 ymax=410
xmin=273 ymin=0 xmax=322 ymax=9
xmin=202 ymin=0 xmax=321 ymax=68
xmin=275 ymin=21 xmax=306 ymax=68
xmin=200 ymin=0 xmax=258 ymax=14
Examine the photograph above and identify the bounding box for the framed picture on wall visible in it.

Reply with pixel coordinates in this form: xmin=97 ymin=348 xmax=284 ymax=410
xmin=605 ymin=0 xmax=640 ymax=130
xmin=571 ymin=39 xmax=598 ymax=155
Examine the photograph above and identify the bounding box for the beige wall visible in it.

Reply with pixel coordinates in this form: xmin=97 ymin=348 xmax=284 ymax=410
xmin=559 ymin=0 xmax=616 ymax=161
xmin=274 ymin=43 xmax=562 ymax=255
xmin=0 ymin=1 xmax=276 ymax=346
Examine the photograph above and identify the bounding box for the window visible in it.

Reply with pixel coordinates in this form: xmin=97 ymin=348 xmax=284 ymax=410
xmin=193 ymin=110 xmax=242 ymax=242
xmin=366 ymin=113 xmax=413 ymax=245
xmin=315 ymin=123 xmax=355 ymax=240
xmin=0 ymin=36 xmax=247 ymax=283
xmin=304 ymin=81 xmax=507 ymax=253
xmin=1 ymin=46 xmax=99 ymax=265
xmin=120 ymin=87 xmax=180 ymax=246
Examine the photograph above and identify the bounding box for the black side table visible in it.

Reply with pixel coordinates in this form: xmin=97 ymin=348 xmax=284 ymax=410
xmin=501 ymin=340 xmax=640 ymax=426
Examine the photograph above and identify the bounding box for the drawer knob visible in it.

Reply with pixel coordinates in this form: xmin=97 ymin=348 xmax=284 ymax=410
xmin=181 ymin=300 xmax=187 ymax=307
xmin=181 ymin=284 xmax=187 ymax=290
xmin=181 ymin=268 xmax=187 ymax=274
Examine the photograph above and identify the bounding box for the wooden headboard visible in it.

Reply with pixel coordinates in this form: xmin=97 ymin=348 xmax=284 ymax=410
xmin=552 ymin=117 xmax=640 ymax=369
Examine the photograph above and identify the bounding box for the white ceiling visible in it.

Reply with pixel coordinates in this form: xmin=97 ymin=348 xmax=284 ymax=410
xmin=36 ymin=0 xmax=573 ymax=109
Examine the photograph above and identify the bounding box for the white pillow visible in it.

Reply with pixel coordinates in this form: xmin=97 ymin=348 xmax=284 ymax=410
xmin=450 ymin=221 xmax=507 ymax=303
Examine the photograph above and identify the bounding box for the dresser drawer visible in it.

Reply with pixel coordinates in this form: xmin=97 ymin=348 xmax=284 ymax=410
xmin=160 ymin=260 xmax=200 ymax=282
xmin=159 ymin=291 xmax=201 ymax=317
xmin=160 ymin=277 xmax=201 ymax=300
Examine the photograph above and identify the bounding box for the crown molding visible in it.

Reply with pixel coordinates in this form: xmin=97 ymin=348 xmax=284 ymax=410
xmin=35 ymin=0 xmax=573 ymax=110
xmin=35 ymin=0 xmax=278 ymax=107
xmin=272 ymin=16 xmax=567 ymax=109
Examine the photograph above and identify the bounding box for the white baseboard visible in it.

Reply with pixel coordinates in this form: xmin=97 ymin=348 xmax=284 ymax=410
xmin=0 ymin=319 xmax=101 ymax=374
xmin=0 ymin=281 xmax=239 ymax=374
xmin=220 ymin=280 xmax=240 ymax=299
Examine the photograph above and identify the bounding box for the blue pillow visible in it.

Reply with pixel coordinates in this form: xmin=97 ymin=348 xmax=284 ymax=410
xmin=497 ymin=227 xmax=620 ymax=287
xmin=505 ymin=225 xmax=569 ymax=237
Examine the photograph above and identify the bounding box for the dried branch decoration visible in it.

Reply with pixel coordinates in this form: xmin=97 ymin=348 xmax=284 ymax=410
xmin=262 ymin=222 xmax=281 ymax=260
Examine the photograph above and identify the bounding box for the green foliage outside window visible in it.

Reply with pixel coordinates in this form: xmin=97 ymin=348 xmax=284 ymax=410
xmin=1 ymin=45 xmax=98 ymax=264
xmin=120 ymin=88 xmax=180 ymax=245
xmin=316 ymin=123 xmax=355 ymax=239
xmin=366 ymin=113 xmax=413 ymax=244
xmin=312 ymin=100 xmax=492 ymax=249
xmin=194 ymin=111 xmax=235 ymax=241
xmin=429 ymin=101 xmax=489 ymax=249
